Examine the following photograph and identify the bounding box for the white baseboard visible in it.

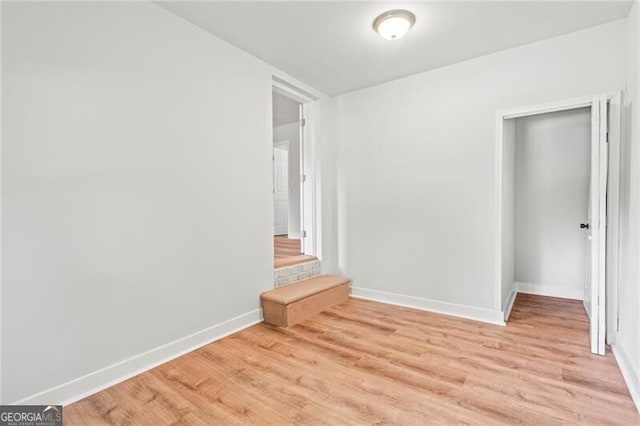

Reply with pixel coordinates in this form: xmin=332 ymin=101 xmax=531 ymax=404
xmin=350 ymin=286 xmax=505 ymax=326
xmin=516 ymin=281 xmax=583 ymax=301
xmin=612 ymin=343 xmax=640 ymax=414
xmin=12 ymin=309 xmax=263 ymax=406
xmin=503 ymin=285 xmax=518 ymax=321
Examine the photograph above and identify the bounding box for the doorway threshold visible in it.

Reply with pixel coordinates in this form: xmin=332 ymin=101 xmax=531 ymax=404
xmin=274 ymin=255 xmax=317 ymax=269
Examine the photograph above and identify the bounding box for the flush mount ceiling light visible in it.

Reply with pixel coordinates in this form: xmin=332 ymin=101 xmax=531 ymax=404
xmin=372 ymin=9 xmax=416 ymax=40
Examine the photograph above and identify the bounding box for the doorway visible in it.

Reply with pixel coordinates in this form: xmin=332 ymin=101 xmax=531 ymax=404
xmin=497 ymin=93 xmax=621 ymax=355
xmin=513 ymin=108 xmax=591 ymax=300
xmin=271 ymin=85 xmax=316 ymax=269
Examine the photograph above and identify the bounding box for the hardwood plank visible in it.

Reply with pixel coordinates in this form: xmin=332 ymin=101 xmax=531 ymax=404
xmin=273 ymin=236 xmax=316 ymax=268
xmin=274 ymin=255 xmax=316 ymax=269
xmin=274 ymin=236 xmax=302 ymax=258
xmin=64 ymin=294 xmax=639 ymax=425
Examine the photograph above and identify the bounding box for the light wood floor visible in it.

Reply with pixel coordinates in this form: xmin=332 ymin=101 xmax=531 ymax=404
xmin=274 ymin=235 xmax=315 ymax=268
xmin=274 ymin=235 xmax=302 ymax=258
xmin=64 ymin=294 xmax=639 ymax=425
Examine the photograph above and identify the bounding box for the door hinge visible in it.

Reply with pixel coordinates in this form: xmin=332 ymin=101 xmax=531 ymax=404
xmin=301 ymin=174 xmax=307 ymax=183
xmin=606 ymin=132 xmax=609 ymax=143
xmin=617 ymin=315 xmax=620 ymax=331
xmin=302 ymin=230 xmax=307 ymax=238
xmin=300 ymin=118 xmax=306 ymax=127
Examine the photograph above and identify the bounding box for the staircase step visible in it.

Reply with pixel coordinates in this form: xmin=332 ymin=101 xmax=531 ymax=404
xmin=274 ymin=255 xmax=317 ymax=269
xmin=261 ymin=275 xmax=350 ymax=327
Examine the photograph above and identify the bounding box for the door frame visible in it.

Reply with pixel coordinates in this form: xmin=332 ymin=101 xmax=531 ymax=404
xmin=272 ymin=77 xmax=318 ymax=257
xmin=494 ymin=91 xmax=622 ymax=351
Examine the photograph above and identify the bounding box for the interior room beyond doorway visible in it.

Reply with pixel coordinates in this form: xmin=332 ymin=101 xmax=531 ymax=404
xmin=272 ymin=90 xmax=314 ymax=268
xmin=513 ymin=107 xmax=591 ymax=300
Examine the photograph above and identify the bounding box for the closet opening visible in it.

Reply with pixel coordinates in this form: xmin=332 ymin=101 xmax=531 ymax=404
xmin=497 ymin=93 xmax=621 ymax=355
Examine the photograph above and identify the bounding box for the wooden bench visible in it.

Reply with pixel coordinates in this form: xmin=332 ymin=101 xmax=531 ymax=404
xmin=261 ymin=275 xmax=350 ymax=327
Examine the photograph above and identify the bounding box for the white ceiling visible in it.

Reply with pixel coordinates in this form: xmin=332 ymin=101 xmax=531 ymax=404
xmin=160 ymin=1 xmax=632 ymax=96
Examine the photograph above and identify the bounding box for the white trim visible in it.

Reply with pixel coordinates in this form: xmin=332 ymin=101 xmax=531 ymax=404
xmin=500 ymin=95 xmax=593 ymax=120
xmin=516 ymin=281 xmax=583 ymax=301
xmin=596 ymin=94 xmax=608 ymax=355
xmin=350 ymin=286 xmax=505 ymax=326
xmin=493 ymin=111 xmax=505 ymax=311
xmin=11 ymin=309 xmax=262 ymax=406
xmin=272 ymin=77 xmax=318 ymax=104
xmin=612 ymin=344 xmax=640 ymax=414
xmin=300 ymin=102 xmax=316 ymax=257
xmin=503 ymin=284 xmax=518 ymax=321
xmin=498 ymin=91 xmax=620 ymax=120
xmin=605 ymin=92 xmax=622 ymax=345
xmin=299 ymin=103 xmax=308 ymax=254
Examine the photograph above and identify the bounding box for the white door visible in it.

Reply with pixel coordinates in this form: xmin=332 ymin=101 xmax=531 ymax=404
xmin=584 ymin=95 xmax=608 ymax=355
xmin=273 ymin=146 xmax=289 ymax=236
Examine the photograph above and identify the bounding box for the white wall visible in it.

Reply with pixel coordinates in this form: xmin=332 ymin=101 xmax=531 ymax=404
xmin=315 ymin=96 xmax=339 ymax=271
xmin=615 ymin=0 xmax=640 ymax=411
xmin=501 ymin=119 xmax=516 ymax=310
xmin=514 ymin=109 xmax=591 ymax=299
xmin=335 ymin=20 xmax=626 ymax=316
xmin=274 ymin=122 xmax=302 ymax=238
xmin=1 ymin=2 xmax=279 ymax=404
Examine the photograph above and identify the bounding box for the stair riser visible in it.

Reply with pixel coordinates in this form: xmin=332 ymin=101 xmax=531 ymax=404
xmin=274 ymin=259 xmax=321 ymax=287
xmin=262 ymin=283 xmax=349 ymax=327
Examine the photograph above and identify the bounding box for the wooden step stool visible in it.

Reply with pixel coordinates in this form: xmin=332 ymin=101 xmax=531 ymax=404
xmin=260 ymin=275 xmax=350 ymax=327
